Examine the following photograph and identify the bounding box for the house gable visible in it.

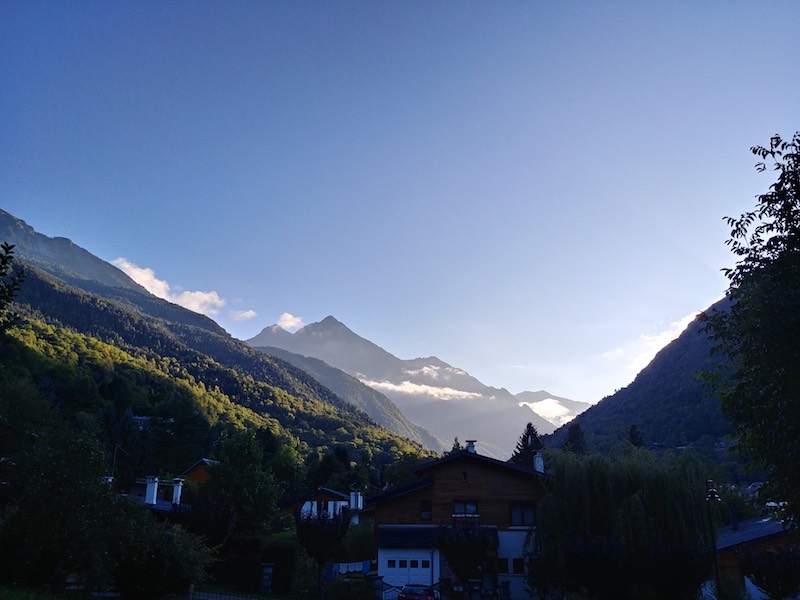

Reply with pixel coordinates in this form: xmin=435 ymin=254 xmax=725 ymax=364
xmin=372 ymin=451 xmax=548 ymax=528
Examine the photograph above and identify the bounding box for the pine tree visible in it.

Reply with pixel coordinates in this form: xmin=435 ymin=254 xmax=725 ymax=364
xmin=511 ymin=422 xmax=544 ymax=467
xmin=562 ymin=423 xmax=587 ymax=455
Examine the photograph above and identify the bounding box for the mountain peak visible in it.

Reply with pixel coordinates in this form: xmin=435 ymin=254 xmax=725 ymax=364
xmin=318 ymin=315 xmax=345 ymax=328
xmin=297 ymin=316 xmax=357 ymax=337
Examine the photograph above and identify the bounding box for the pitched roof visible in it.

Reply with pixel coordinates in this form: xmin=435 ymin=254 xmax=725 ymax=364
xmin=716 ymin=516 xmax=789 ymax=551
xmin=313 ymin=486 xmax=350 ymax=500
xmin=180 ymin=458 xmax=218 ymax=476
xmin=415 ymin=449 xmax=551 ymax=480
xmin=365 ymin=478 xmax=434 ymax=508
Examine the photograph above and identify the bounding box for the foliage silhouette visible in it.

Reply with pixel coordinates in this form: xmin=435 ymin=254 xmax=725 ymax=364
xmin=702 ymin=132 xmax=800 ymax=524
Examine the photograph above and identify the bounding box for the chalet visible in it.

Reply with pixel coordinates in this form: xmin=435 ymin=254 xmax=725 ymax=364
xmin=285 ymin=486 xmax=365 ymax=526
xmin=180 ymin=457 xmax=218 ymax=484
xmin=365 ymin=440 xmax=550 ymax=599
xmin=715 ymin=516 xmax=798 ymax=599
xmin=122 ymin=457 xmax=218 ymax=513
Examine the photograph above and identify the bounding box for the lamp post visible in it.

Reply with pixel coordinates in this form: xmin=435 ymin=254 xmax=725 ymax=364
xmin=706 ymin=479 xmax=722 ymax=599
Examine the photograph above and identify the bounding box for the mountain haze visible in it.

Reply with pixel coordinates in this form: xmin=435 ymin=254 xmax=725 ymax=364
xmin=249 ymin=318 xmax=558 ymax=457
xmin=515 ymin=390 xmax=591 ymax=427
xmin=257 ymin=345 xmax=445 ymax=451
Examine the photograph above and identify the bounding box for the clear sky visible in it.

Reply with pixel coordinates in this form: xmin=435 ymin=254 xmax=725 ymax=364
xmin=2 ymin=2 xmax=798 ymax=404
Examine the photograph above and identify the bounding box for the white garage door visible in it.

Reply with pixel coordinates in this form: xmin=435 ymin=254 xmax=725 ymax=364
xmin=379 ymin=549 xmax=435 ymax=587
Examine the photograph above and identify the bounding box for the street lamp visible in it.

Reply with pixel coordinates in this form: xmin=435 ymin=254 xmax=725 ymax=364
xmin=706 ymin=479 xmax=722 ymax=598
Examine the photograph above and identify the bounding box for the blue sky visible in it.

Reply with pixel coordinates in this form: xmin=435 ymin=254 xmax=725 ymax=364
xmin=2 ymin=2 xmax=799 ymax=403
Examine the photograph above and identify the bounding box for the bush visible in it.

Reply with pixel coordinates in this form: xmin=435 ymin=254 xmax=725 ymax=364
xmin=112 ymin=501 xmax=213 ymax=598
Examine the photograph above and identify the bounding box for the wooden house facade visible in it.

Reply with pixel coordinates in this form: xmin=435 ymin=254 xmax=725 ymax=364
xmin=366 ymin=442 xmax=550 ymax=598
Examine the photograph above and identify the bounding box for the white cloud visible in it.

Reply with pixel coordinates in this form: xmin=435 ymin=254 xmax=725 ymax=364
xmin=403 ymin=366 xmax=441 ymax=379
xmin=360 ymin=378 xmax=482 ymax=401
xmin=172 ymin=290 xmax=225 ymax=315
xmin=113 ymin=257 xmax=226 ymax=317
xmin=520 ymin=398 xmax=573 ymax=426
xmin=278 ymin=312 xmax=304 ymax=331
xmin=113 ymin=258 xmax=170 ymax=298
xmin=403 ymin=365 xmax=466 ymax=380
xmin=231 ymin=309 xmax=258 ymax=321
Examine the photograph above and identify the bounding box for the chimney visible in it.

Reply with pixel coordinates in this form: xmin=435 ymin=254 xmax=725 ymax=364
xmin=144 ymin=476 xmax=159 ymax=505
xmin=172 ymin=478 xmax=184 ymax=505
xmin=350 ymin=490 xmax=363 ymax=511
xmin=465 ymin=440 xmax=477 ymax=454
xmin=534 ymin=452 xmax=544 ymax=474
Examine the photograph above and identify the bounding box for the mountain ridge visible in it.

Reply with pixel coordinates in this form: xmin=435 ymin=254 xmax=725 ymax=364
xmin=0 ymin=209 xmax=146 ymax=293
xmin=256 ymin=345 xmax=445 ymax=451
xmin=541 ymin=302 xmax=737 ymax=474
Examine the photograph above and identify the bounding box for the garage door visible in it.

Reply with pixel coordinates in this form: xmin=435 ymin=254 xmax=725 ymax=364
xmin=382 ymin=551 xmax=434 ymax=587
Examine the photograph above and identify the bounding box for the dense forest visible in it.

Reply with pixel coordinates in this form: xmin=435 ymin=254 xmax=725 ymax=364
xmin=6 ymin=266 xmax=432 ymax=478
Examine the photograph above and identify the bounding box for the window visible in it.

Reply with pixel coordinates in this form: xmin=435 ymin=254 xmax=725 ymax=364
xmin=453 ymin=500 xmax=479 ymax=516
xmin=420 ymin=499 xmax=432 ymax=521
xmin=399 ymin=560 xmax=407 ymax=568
xmin=496 ymin=558 xmax=509 ymax=574
xmin=512 ymin=558 xmax=525 ymax=574
xmin=388 ymin=560 xmax=396 ymax=568
xmin=510 ymin=502 xmax=535 ymax=526
xmin=422 ymin=560 xmax=430 ymax=568
xmin=410 ymin=560 xmax=419 ymax=568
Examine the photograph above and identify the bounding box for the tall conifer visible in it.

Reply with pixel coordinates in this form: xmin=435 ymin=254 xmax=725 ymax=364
xmin=511 ymin=422 xmax=544 ymax=467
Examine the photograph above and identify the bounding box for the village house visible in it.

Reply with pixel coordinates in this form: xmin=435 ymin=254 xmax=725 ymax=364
xmin=365 ymin=440 xmax=550 ymax=599
xmin=121 ymin=457 xmax=219 ymax=513
xmin=298 ymin=486 xmax=365 ymax=525
xmin=715 ymin=515 xmax=798 ymax=599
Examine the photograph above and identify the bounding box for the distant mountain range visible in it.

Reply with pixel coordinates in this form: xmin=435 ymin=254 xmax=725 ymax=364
xmin=248 ymin=319 xmax=586 ymax=456
xmin=2 ymin=206 xmax=734 ymax=467
xmin=257 ymin=345 xmax=445 ymax=451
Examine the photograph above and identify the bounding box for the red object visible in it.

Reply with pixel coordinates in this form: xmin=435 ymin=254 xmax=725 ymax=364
xmin=397 ymin=583 xmax=436 ymax=600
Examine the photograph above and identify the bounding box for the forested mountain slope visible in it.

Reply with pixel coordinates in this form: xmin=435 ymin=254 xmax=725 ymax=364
xmin=543 ymin=302 xmax=735 ymax=468
xmin=0 ymin=209 xmax=441 ymax=451
xmin=6 ymin=265 xmax=429 ymax=479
